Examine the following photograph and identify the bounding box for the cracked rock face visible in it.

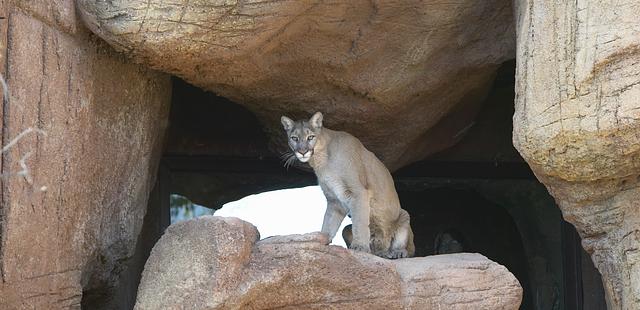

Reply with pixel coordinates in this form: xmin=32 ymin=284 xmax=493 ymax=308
xmin=76 ymin=0 xmax=515 ymax=169
xmin=135 ymin=216 xmax=522 ymax=309
xmin=512 ymin=0 xmax=640 ymax=308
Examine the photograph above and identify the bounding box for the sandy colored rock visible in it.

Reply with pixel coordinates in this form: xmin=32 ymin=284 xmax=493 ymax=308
xmin=76 ymin=0 xmax=515 ymax=169
xmin=135 ymin=216 xmax=522 ymax=310
xmin=512 ymin=0 xmax=640 ymax=308
xmin=0 ymin=2 xmax=171 ymax=309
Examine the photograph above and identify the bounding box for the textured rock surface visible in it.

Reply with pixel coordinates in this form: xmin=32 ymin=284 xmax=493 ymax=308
xmin=77 ymin=0 xmax=515 ymax=169
xmin=0 ymin=2 xmax=171 ymax=309
xmin=135 ymin=216 xmax=522 ymax=310
xmin=512 ymin=0 xmax=640 ymax=308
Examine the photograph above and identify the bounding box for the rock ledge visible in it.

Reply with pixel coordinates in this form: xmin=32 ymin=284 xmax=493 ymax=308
xmin=135 ymin=216 xmax=522 ymax=309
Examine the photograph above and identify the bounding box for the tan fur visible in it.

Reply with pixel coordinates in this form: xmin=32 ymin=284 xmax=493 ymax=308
xmin=281 ymin=112 xmax=415 ymax=258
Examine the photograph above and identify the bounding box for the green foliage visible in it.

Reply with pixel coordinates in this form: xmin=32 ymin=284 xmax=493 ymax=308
xmin=170 ymin=194 xmax=214 ymax=223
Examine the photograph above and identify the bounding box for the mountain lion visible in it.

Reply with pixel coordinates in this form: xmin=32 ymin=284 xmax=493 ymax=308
xmin=281 ymin=112 xmax=415 ymax=258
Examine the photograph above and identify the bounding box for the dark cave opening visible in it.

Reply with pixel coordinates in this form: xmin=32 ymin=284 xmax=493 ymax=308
xmin=400 ymin=187 xmax=534 ymax=308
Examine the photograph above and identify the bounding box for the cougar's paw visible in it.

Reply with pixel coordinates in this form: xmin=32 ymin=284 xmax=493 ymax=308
xmin=349 ymin=243 xmax=371 ymax=254
xmin=371 ymin=238 xmax=386 ymax=251
xmin=387 ymin=249 xmax=409 ymax=259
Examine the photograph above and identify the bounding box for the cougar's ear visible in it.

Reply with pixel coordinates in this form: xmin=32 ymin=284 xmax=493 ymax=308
xmin=309 ymin=112 xmax=323 ymax=129
xmin=281 ymin=116 xmax=294 ymax=131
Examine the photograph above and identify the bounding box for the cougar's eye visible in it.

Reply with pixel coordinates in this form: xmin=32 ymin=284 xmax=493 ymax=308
xmin=291 ymin=136 xmax=299 ymax=142
xmin=307 ymin=135 xmax=315 ymax=141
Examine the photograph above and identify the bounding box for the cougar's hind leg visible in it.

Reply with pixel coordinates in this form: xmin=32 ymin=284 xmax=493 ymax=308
xmin=369 ymin=225 xmax=392 ymax=258
xmin=343 ymin=224 xmax=391 ymax=257
xmin=388 ymin=209 xmax=415 ymax=259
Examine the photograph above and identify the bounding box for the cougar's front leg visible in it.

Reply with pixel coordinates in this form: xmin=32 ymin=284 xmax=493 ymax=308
xmin=321 ymin=198 xmax=347 ymax=240
xmin=349 ymin=192 xmax=371 ymax=254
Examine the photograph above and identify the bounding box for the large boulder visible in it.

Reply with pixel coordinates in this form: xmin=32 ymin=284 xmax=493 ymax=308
xmin=512 ymin=0 xmax=640 ymax=308
xmin=135 ymin=216 xmax=522 ymax=309
xmin=0 ymin=2 xmax=171 ymax=309
xmin=76 ymin=0 xmax=515 ymax=169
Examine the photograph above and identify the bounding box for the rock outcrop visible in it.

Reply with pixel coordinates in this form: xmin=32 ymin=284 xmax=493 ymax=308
xmin=135 ymin=216 xmax=522 ymax=310
xmin=512 ymin=0 xmax=640 ymax=308
xmin=76 ymin=0 xmax=515 ymax=170
xmin=0 ymin=2 xmax=171 ymax=309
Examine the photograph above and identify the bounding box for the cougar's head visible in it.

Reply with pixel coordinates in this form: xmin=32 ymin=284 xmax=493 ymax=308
xmin=280 ymin=112 xmax=323 ymax=163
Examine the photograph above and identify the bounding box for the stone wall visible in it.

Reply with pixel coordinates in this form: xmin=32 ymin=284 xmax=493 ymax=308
xmin=0 ymin=2 xmax=171 ymax=308
xmin=513 ymin=0 xmax=640 ymax=308
xmin=0 ymin=0 xmax=632 ymax=308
